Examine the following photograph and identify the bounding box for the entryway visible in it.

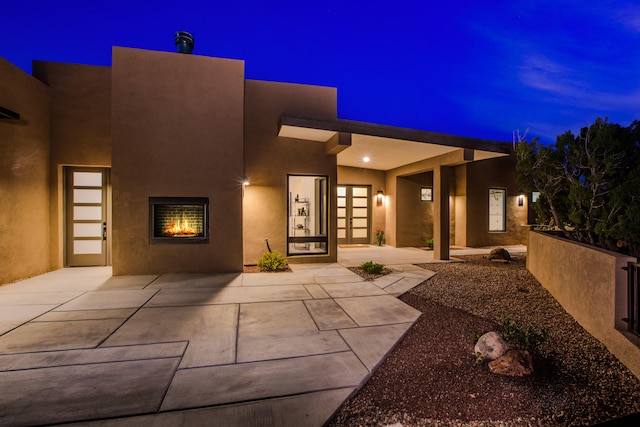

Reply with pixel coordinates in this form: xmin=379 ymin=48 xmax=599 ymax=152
xmin=64 ymin=167 xmax=110 ymax=266
xmin=337 ymin=185 xmax=371 ymax=245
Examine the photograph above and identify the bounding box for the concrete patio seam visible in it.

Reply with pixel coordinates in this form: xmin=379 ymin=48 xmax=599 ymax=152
xmin=94 ymin=289 xmax=162 ymax=348
xmin=155 ymin=386 xmax=359 ymax=416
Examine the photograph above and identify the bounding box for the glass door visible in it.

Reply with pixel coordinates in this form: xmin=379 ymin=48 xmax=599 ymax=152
xmin=337 ymin=185 xmax=371 ymax=245
xmin=287 ymin=175 xmax=328 ymax=255
xmin=65 ymin=167 xmax=109 ymax=266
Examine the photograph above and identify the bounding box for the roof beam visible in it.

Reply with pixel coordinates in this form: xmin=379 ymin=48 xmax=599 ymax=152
xmin=326 ymin=132 xmax=351 ymax=155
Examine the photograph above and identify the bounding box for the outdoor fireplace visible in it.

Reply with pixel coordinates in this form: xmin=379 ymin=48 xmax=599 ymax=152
xmin=149 ymin=197 xmax=209 ymax=244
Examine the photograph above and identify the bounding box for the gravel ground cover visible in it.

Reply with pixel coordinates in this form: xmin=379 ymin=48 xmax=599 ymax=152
xmin=330 ymin=255 xmax=640 ymax=426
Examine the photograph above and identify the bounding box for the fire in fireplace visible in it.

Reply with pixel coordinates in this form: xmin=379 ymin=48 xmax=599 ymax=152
xmin=149 ymin=197 xmax=209 ymax=244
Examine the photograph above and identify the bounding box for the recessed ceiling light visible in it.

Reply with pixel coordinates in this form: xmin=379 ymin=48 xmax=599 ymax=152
xmin=363 ymin=157 xmax=370 ymax=163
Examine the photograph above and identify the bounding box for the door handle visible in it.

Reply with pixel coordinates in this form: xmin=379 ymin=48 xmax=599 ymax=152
xmin=103 ymin=222 xmax=107 ymax=240
xmin=349 ymin=218 xmax=353 ymax=229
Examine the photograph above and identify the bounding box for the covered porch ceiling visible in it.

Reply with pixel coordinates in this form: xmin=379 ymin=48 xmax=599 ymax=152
xmin=278 ymin=116 xmax=511 ymax=171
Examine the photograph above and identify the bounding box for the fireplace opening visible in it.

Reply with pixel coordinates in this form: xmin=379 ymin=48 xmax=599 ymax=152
xmin=149 ymin=197 xmax=209 ymax=244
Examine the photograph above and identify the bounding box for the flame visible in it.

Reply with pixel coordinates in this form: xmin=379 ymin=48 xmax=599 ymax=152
xmin=165 ymin=212 xmax=198 ymax=237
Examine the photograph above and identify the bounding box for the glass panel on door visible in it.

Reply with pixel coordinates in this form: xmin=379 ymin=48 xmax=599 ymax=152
xmin=337 ymin=185 xmax=371 ymax=245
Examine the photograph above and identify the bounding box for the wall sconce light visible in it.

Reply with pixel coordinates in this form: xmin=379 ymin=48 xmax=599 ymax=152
xmin=518 ymin=194 xmax=525 ymax=206
xmin=242 ymin=176 xmax=250 ymax=198
xmin=376 ymin=190 xmax=384 ymax=206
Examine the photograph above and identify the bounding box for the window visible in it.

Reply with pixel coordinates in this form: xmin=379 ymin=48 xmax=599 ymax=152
xmin=531 ymin=191 xmax=540 ymax=203
xmin=287 ymin=175 xmax=328 ymax=255
xmin=489 ymin=188 xmax=506 ymax=232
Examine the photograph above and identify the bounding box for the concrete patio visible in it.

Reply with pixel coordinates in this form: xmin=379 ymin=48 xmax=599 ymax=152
xmin=0 ymin=245 xmax=524 ymax=426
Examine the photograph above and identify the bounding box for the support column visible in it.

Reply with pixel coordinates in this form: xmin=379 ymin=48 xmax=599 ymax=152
xmin=434 ymin=165 xmax=451 ymax=260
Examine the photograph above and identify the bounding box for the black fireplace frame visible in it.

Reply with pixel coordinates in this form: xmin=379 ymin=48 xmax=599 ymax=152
xmin=149 ymin=197 xmax=209 ymax=244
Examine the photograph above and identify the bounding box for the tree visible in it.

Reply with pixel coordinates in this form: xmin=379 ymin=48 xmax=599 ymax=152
xmin=515 ymin=118 xmax=640 ymax=258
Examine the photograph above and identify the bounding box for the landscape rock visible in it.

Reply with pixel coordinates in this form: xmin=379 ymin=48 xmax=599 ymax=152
xmin=489 ymin=349 xmax=533 ymax=376
xmin=474 ymin=331 xmax=509 ymax=361
xmin=487 ymin=247 xmax=511 ymax=262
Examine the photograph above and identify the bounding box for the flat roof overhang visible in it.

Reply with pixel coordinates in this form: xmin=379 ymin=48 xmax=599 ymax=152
xmin=278 ymin=116 xmax=511 ymax=171
xmin=0 ymin=105 xmax=20 ymax=120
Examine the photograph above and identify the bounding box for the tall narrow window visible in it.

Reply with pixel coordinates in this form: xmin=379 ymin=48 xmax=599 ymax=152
xmin=489 ymin=188 xmax=506 ymax=232
xmin=288 ymin=175 xmax=328 ymax=255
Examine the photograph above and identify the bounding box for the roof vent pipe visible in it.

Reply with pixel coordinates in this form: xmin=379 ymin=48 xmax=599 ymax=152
xmin=175 ymin=31 xmax=194 ymax=54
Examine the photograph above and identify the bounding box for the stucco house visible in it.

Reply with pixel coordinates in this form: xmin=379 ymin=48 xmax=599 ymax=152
xmin=0 ymin=42 xmax=528 ymax=284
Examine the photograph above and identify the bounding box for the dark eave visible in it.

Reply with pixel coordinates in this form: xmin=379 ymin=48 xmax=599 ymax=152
xmin=279 ymin=115 xmax=511 ymax=155
xmin=0 ymin=105 xmax=20 ymax=120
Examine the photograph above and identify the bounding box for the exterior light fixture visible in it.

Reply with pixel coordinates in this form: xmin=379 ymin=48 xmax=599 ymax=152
xmin=363 ymin=157 xmax=370 ymax=163
xmin=242 ymin=176 xmax=250 ymax=198
xmin=518 ymin=194 xmax=525 ymax=206
xmin=376 ymin=190 xmax=384 ymax=206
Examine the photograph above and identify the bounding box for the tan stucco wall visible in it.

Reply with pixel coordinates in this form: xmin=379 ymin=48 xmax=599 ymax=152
xmin=384 ymin=149 xmax=466 ymax=249
xmin=111 ymin=47 xmax=244 ymax=274
xmin=464 ymin=153 xmax=528 ymax=246
xmin=337 ymin=166 xmax=386 ymax=245
xmin=396 ymin=172 xmax=434 ymax=247
xmin=0 ymin=57 xmax=51 ymax=284
xmin=243 ymin=80 xmax=337 ymax=265
xmin=379 ymin=149 xmax=523 ymax=251
xmin=32 ymin=61 xmax=112 ymax=268
xmin=528 ymin=231 xmax=640 ymax=379
xmin=453 ymin=164 xmax=468 ymax=246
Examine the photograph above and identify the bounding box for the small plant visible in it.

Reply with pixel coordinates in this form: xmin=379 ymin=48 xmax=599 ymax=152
xmin=473 ymin=351 xmax=486 ymax=365
xmin=470 ymin=332 xmax=486 ymax=364
xmin=470 ymin=332 xmax=481 ymax=345
xmin=376 ymin=230 xmax=385 ymax=246
xmin=425 ymin=238 xmax=434 ymax=249
xmin=360 ymin=260 xmax=384 ymax=275
xmin=500 ymin=315 xmax=549 ymax=351
xmin=257 ymin=251 xmax=289 ymax=272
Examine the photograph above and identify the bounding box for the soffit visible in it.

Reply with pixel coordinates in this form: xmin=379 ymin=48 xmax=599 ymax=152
xmin=278 ymin=116 xmax=510 ymax=171
xmin=278 ymin=125 xmax=336 ymax=142
xmin=339 ymin=134 xmax=461 ymax=170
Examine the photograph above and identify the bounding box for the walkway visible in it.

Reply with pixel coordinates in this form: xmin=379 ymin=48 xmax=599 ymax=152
xmin=0 ymin=246 xmax=524 ymax=426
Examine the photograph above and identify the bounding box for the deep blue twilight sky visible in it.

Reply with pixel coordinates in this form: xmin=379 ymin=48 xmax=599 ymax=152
xmin=2 ymin=1 xmax=639 ymax=143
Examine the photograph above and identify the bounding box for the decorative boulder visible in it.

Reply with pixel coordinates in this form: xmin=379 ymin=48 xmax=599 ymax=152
xmin=489 ymin=349 xmax=533 ymax=376
xmin=487 ymin=247 xmax=511 ymax=262
xmin=474 ymin=331 xmax=509 ymax=361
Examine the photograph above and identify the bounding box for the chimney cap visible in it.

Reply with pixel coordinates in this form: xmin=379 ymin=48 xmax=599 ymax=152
xmin=174 ymin=31 xmax=194 ymax=54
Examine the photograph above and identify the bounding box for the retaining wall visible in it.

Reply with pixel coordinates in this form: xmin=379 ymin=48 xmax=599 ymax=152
xmin=527 ymin=230 xmax=640 ymax=379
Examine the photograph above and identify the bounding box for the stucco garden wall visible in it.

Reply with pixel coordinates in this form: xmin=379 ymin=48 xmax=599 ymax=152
xmin=527 ymin=230 xmax=640 ymax=378
xmin=0 ymin=57 xmax=51 ymax=284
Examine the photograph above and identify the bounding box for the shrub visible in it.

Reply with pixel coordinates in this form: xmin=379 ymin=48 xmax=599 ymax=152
xmin=425 ymin=238 xmax=434 ymax=249
xmin=257 ymin=251 xmax=288 ymax=272
xmin=360 ymin=260 xmax=384 ymax=274
xmin=500 ymin=315 xmax=549 ymax=351
xmin=515 ymin=119 xmax=640 ymax=258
